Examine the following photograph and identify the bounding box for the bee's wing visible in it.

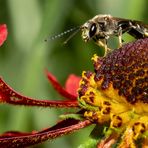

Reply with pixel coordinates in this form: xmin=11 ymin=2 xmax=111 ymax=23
xmin=128 ymin=20 xmax=148 ymax=38
xmin=112 ymin=17 xmax=148 ymax=38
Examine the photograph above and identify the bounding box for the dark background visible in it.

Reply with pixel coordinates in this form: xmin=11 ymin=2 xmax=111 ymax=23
xmin=0 ymin=0 xmax=147 ymax=147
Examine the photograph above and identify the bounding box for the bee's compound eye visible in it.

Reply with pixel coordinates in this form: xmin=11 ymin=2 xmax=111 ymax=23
xmin=89 ymin=23 xmax=97 ymax=38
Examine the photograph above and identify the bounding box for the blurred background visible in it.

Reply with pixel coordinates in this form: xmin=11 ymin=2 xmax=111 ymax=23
xmin=0 ymin=0 xmax=147 ymax=147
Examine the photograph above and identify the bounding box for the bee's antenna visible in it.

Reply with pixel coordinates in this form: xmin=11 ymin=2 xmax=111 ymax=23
xmin=44 ymin=26 xmax=80 ymax=42
xmin=63 ymin=27 xmax=80 ymax=44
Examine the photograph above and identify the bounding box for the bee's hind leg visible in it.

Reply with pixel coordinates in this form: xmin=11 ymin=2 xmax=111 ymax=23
xmin=118 ymin=27 xmax=123 ymax=48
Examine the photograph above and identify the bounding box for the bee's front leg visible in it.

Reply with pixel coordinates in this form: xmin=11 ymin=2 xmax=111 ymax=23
xmin=95 ymin=38 xmax=111 ymax=56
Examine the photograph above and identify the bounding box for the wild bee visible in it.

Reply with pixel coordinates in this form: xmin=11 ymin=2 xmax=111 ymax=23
xmin=45 ymin=14 xmax=148 ymax=56
xmin=81 ymin=14 xmax=148 ymax=55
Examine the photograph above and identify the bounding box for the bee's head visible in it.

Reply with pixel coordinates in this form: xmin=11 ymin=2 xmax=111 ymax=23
xmin=81 ymin=21 xmax=98 ymax=42
xmin=81 ymin=14 xmax=112 ymax=42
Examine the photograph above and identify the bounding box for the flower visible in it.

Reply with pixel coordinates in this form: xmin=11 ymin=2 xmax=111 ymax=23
xmin=0 ymin=24 xmax=7 ymax=46
xmin=0 ymin=37 xmax=147 ymax=147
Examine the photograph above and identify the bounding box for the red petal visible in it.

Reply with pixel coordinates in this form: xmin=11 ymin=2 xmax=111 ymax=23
xmin=0 ymin=24 xmax=7 ymax=46
xmin=65 ymin=74 xmax=81 ymax=97
xmin=0 ymin=77 xmax=78 ymax=107
xmin=0 ymin=131 xmax=32 ymax=138
xmin=46 ymin=70 xmax=77 ymax=100
xmin=0 ymin=119 xmax=91 ymax=147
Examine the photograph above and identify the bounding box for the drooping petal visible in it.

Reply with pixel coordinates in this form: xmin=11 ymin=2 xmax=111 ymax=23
xmin=0 ymin=131 xmax=32 ymax=138
xmin=0 ymin=119 xmax=91 ymax=147
xmin=0 ymin=24 xmax=7 ymax=46
xmin=65 ymin=74 xmax=81 ymax=97
xmin=0 ymin=77 xmax=78 ymax=107
xmin=46 ymin=70 xmax=78 ymax=100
